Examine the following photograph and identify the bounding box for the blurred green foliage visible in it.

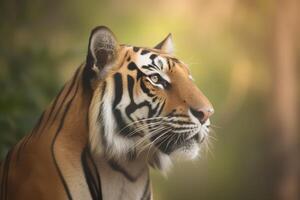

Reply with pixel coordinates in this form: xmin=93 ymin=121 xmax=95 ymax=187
xmin=0 ymin=1 xmax=63 ymax=158
xmin=0 ymin=45 xmax=60 ymax=158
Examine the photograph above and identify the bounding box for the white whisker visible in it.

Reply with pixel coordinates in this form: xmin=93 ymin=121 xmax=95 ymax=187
xmin=116 ymin=116 xmax=167 ymax=135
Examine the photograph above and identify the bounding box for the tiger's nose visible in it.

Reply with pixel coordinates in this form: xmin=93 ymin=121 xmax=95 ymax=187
xmin=190 ymin=107 xmax=214 ymax=124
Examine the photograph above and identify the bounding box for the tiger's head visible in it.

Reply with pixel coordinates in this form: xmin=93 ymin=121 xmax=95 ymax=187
xmin=86 ymin=26 xmax=214 ymax=170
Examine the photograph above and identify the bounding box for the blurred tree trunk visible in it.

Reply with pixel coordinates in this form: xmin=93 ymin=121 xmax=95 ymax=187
xmin=269 ymin=0 xmax=299 ymax=199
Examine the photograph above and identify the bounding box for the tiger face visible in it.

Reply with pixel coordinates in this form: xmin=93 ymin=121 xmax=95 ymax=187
xmin=88 ymin=27 xmax=214 ymax=169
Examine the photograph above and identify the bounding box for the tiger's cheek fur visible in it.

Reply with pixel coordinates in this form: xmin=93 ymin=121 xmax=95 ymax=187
xmin=89 ymin=76 xmax=134 ymax=160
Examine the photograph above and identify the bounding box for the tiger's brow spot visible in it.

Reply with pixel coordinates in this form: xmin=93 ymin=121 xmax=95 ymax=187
xmin=149 ymin=54 xmax=158 ymax=60
xmin=133 ymin=47 xmax=140 ymax=52
xmin=128 ymin=62 xmax=137 ymax=70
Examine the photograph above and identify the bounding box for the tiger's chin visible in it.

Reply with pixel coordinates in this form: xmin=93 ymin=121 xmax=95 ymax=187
xmin=170 ymin=141 xmax=200 ymax=160
xmin=149 ymin=137 xmax=202 ymax=173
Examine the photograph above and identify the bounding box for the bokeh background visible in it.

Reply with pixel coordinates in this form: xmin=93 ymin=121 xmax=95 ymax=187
xmin=0 ymin=0 xmax=299 ymax=199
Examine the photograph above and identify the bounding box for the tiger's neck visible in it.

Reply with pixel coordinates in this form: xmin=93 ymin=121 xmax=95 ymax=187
xmin=28 ymin=64 xmax=152 ymax=199
xmin=91 ymin=153 xmax=151 ymax=200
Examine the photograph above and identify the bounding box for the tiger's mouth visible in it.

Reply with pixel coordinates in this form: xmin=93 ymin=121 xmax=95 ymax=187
xmin=120 ymin=114 xmax=210 ymax=157
xmin=144 ymin=117 xmax=209 ymax=155
xmin=158 ymin=114 xmax=209 ymax=151
xmin=149 ymin=128 xmax=205 ymax=155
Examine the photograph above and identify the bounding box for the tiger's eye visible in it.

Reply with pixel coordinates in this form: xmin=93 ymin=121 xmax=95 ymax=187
xmin=150 ymin=74 xmax=159 ymax=83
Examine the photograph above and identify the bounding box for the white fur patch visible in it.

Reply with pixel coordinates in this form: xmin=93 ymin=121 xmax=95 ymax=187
xmin=136 ymin=54 xmax=171 ymax=84
xmin=170 ymin=143 xmax=200 ymax=160
xmin=101 ymin=79 xmax=135 ymax=159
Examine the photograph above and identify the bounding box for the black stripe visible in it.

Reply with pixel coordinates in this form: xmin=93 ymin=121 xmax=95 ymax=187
xmin=87 ymin=148 xmax=102 ymax=197
xmin=133 ymin=47 xmax=140 ymax=52
xmin=98 ymin=82 xmax=108 ymax=148
xmin=148 ymin=54 xmax=161 ymax=71
xmin=141 ymin=49 xmax=150 ymax=55
xmin=171 ymin=59 xmax=175 ymax=68
xmin=100 ymin=81 xmax=107 ymax=100
xmin=37 ymin=85 xmax=66 ymax=136
xmin=113 ymin=109 xmax=132 ymax=136
xmin=170 ymin=57 xmax=180 ymax=63
xmin=170 ymin=126 xmax=197 ymax=131
xmin=112 ymin=73 xmax=123 ymax=108
xmin=99 ymin=102 xmax=108 ymax=148
xmin=82 ymin=61 xmax=95 ymax=91
xmin=141 ymin=64 xmax=158 ymax=71
xmin=128 ymin=62 xmax=138 ymax=71
xmin=82 ymin=150 xmax=98 ymax=199
xmin=50 ymin=68 xmax=81 ymax=127
xmin=108 ymin=160 xmax=140 ymax=182
xmin=124 ymin=51 xmax=129 ymax=60
xmin=141 ymin=176 xmax=150 ymax=200
xmin=149 ymin=54 xmax=157 ymax=60
xmin=127 ymin=62 xmax=144 ymax=81
xmin=148 ymin=101 xmax=161 ymax=118
xmin=152 ymin=129 xmax=193 ymax=155
xmin=157 ymin=100 xmax=165 ymax=116
xmin=0 ymin=149 xmax=12 ymax=200
xmin=16 ymin=135 xmax=30 ymax=161
xmin=127 ymin=75 xmax=161 ymax=118
xmin=125 ymin=75 xmax=140 ymax=120
xmin=136 ymin=69 xmax=144 ymax=81
xmin=150 ymin=129 xmax=178 ymax=155
xmin=140 ymin=78 xmax=154 ymax=98
xmin=167 ymin=58 xmax=171 ymax=70
xmin=112 ymin=73 xmax=133 ymax=136
xmin=51 ymin=103 xmax=75 ymax=200
xmin=50 ymin=71 xmax=80 ymax=200
xmin=45 ymin=86 xmax=65 ymax=126
xmin=167 ymin=113 xmax=189 ymax=118
xmin=165 ymin=120 xmax=194 ymax=126
xmin=81 ymin=147 xmax=102 ymax=200
xmin=118 ymin=50 xmax=130 ymax=71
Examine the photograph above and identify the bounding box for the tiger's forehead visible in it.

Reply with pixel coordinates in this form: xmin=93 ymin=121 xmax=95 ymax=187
xmin=123 ymin=46 xmax=190 ymax=79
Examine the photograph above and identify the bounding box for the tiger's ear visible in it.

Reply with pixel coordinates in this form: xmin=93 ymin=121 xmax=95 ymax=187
xmin=154 ymin=33 xmax=174 ymax=54
xmin=86 ymin=26 xmax=119 ymax=75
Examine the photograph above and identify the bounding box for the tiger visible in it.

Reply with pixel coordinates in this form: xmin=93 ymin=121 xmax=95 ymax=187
xmin=0 ymin=26 xmax=214 ymax=200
